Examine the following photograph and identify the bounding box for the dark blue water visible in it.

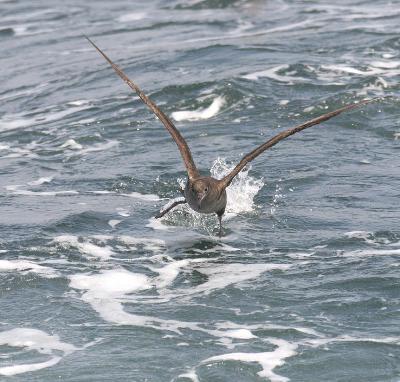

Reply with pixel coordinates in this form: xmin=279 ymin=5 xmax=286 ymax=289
xmin=1 ymin=0 xmax=399 ymax=381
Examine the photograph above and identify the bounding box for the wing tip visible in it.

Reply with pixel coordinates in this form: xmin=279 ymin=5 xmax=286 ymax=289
xmin=84 ymin=34 xmax=97 ymax=48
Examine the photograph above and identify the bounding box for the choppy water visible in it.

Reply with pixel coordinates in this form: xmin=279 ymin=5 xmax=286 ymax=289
xmin=1 ymin=0 xmax=399 ymax=381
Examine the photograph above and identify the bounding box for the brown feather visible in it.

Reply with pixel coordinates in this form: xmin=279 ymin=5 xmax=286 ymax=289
xmin=86 ymin=36 xmax=200 ymax=180
xmin=220 ymin=98 xmax=378 ymax=189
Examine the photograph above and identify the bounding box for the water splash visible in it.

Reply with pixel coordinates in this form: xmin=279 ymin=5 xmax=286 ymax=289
xmin=270 ymin=179 xmax=283 ymax=216
xmin=156 ymin=158 xmax=264 ymax=234
xmin=210 ymin=157 xmax=264 ymax=218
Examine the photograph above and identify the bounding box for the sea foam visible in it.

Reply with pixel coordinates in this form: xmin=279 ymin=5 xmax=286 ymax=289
xmin=171 ymin=96 xmax=225 ymax=122
xmin=202 ymin=338 xmax=297 ymax=382
xmin=54 ymin=235 xmax=114 ymax=260
xmin=0 ymin=260 xmax=59 ymax=278
xmin=0 ymin=328 xmax=76 ymax=376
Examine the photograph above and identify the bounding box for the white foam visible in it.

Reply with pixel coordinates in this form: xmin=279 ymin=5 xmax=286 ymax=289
xmin=211 ymin=158 xmax=264 ymax=217
xmin=27 ymin=177 xmax=53 ymax=186
xmin=146 ymin=217 xmax=172 ymax=231
xmin=177 ymin=369 xmax=199 ymax=382
xmin=108 ymin=219 xmax=121 ymax=228
xmin=54 ymin=235 xmax=114 ymax=260
xmin=117 ymin=207 xmax=130 ymax=217
xmin=223 ymin=329 xmax=256 ymax=339
xmin=91 ymin=190 xmax=116 ymax=195
xmin=68 ymin=258 xmax=290 ymax=339
xmin=0 ymin=328 xmax=76 ymax=376
xmin=394 ymin=132 xmax=400 ymax=140
xmin=0 ymin=260 xmax=59 ymax=278
xmin=124 ymin=192 xmax=161 ymax=201
xmin=12 ymin=25 xmax=29 ymax=36
xmin=68 ymin=270 xmax=251 ymax=338
xmin=118 ymin=12 xmax=147 ymax=22
xmin=151 ymin=259 xmax=190 ymax=289
xmin=382 ymin=53 xmax=396 ymax=59
xmin=202 ymin=338 xmax=297 ymax=382
xmin=75 ymin=117 xmax=95 ymax=125
xmin=61 ymin=139 xmax=83 ymax=150
xmin=344 ymin=230 xmax=391 ymax=245
xmin=89 ymin=191 xmax=160 ymax=201
xmin=320 ymin=63 xmax=400 ymax=79
xmin=0 ymin=146 xmax=38 ymax=159
xmin=18 ymin=190 xmax=78 ymax=196
xmin=70 ymin=269 xmax=151 ymax=298
xmin=304 ymin=60 xmax=400 ymax=88
xmin=67 ymin=99 xmax=90 ymax=106
xmin=357 ymin=77 xmax=388 ymax=96
xmin=0 ymin=104 xmax=89 ymax=133
xmin=214 ymin=321 xmax=322 ymax=339
xmin=342 ymin=335 xmax=400 ymax=345
xmin=343 ymin=248 xmax=400 ymax=257
xmin=304 ymin=335 xmax=400 ymax=348
xmin=217 ymin=242 xmax=241 ymax=252
xmin=56 ymin=235 xmax=165 ymax=260
xmin=175 ymin=263 xmax=291 ymax=298
xmin=77 ymin=140 xmax=119 ymax=155
xmin=0 ymin=82 xmax=48 ymax=103
xmin=185 ymin=19 xmax=311 ymax=45
xmin=171 ymin=96 xmax=225 ymax=122
xmin=321 ymin=64 xmax=380 ymax=76
xmin=287 ymin=252 xmax=314 ymax=260
xmin=243 ymin=64 xmax=301 ymax=84
xmin=69 ymin=269 xmax=182 ymax=330
xmin=116 ymin=236 xmax=165 ymax=252
xmin=279 ymin=100 xmax=289 ymax=106
xmin=6 ymin=185 xmax=78 ymax=196
xmin=152 ymin=258 xmax=283 ymax=304
xmin=303 ymin=106 xmax=315 ymax=113
xmin=370 ymin=60 xmax=400 ymax=69
xmin=0 ymin=357 xmax=61 ymax=376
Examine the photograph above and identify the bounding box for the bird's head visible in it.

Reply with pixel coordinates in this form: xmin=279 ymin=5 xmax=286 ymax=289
xmin=191 ymin=178 xmax=213 ymax=208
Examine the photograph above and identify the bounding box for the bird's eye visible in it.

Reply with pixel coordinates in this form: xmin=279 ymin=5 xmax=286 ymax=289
xmin=204 ymin=187 xmax=208 ymax=192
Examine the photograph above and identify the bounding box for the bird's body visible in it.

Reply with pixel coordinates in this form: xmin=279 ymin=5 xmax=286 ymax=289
xmin=86 ymin=36 xmax=379 ymax=236
xmin=185 ymin=177 xmax=227 ymax=236
xmin=184 ymin=177 xmax=226 ymax=215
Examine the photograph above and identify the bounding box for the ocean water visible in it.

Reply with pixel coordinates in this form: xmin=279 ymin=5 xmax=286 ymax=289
xmin=0 ymin=0 xmax=399 ymax=381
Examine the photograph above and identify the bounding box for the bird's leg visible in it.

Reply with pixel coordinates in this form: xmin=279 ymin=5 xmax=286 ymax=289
xmin=216 ymin=210 xmax=225 ymax=237
xmin=155 ymin=199 xmax=187 ymax=219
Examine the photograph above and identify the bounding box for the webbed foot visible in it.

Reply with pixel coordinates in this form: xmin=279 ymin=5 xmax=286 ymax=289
xmin=155 ymin=199 xmax=187 ymax=219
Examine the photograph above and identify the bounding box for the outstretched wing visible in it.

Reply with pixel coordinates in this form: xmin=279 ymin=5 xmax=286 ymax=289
xmin=86 ymin=36 xmax=200 ymax=180
xmin=221 ymin=98 xmax=375 ymax=189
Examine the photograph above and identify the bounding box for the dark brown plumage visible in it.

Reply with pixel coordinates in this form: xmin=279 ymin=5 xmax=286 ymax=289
xmin=86 ymin=36 xmax=376 ymax=236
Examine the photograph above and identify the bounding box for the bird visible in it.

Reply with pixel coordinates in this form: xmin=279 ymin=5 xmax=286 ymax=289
xmin=86 ymin=36 xmax=375 ymax=237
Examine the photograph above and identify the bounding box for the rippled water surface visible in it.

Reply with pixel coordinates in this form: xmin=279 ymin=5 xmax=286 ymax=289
xmin=1 ymin=0 xmax=399 ymax=381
